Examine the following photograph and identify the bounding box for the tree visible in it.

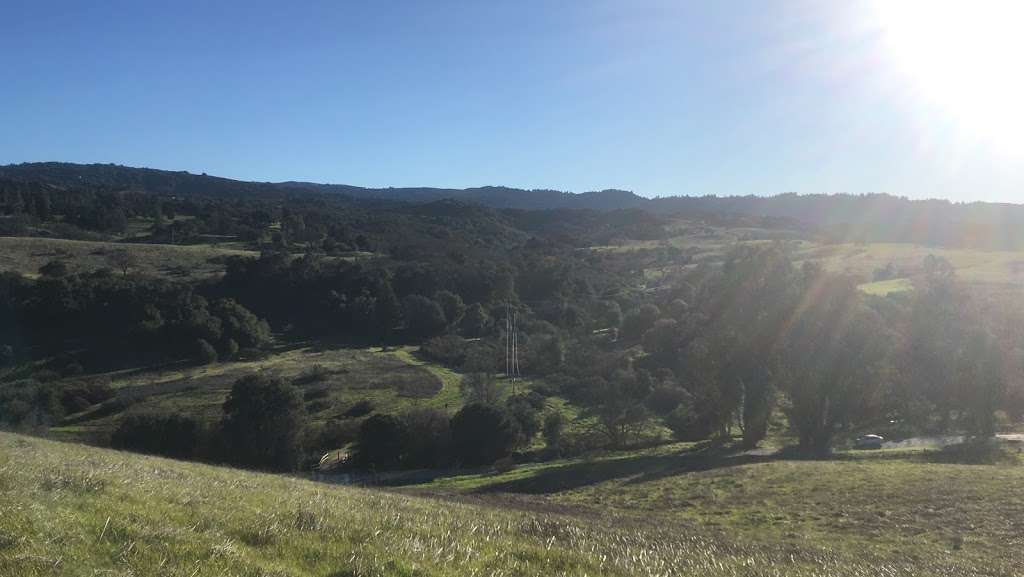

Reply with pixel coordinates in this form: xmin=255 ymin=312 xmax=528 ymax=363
xmin=105 ymin=248 xmax=135 ymax=277
xmin=506 ymin=392 xmax=543 ymax=448
xmin=38 ymin=260 xmax=69 ymax=278
xmin=353 ymin=413 xmax=407 ymax=470
xmin=195 ymin=338 xmax=218 ymax=364
xmin=374 ymin=277 xmax=400 ymax=340
xmin=581 ymin=370 xmax=652 ymax=448
xmin=460 ymin=303 xmax=492 ymax=337
xmin=402 ymin=294 xmax=447 ymax=339
xmin=895 ymin=257 xmax=971 ymax=431
xmin=212 ymin=298 xmax=271 ymax=350
xmin=461 ymin=371 xmax=503 ymax=405
xmin=542 ymin=411 xmax=565 ymax=454
xmin=400 ymin=408 xmax=452 ymax=468
xmin=957 ymin=329 xmax=1005 ymax=439
xmin=220 ymin=375 xmax=305 ymax=471
xmin=111 ymin=411 xmax=201 ymax=459
xmin=782 ymin=274 xmax=890 ymax=454
xmin=434 ymin=290 xmax=466 ymax=328
xmin=620 ymin=304 xmax=660 ymax=342
xmin=450 ymin=403 xmax=516 ymax=465
xmin=710 ymin=246 xmax=798 ymax=448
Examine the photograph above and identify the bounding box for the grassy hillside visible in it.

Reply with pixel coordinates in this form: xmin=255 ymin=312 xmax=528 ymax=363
xmin=48 ymin=346 xmax=456 ymax=444
xmin=4 ymin=433 xmax=1023 ymax=576
xmin=0 ymin=236 xmax=257 ymax=279
xmin=413 ymin=441 xmax=1024 ymax=575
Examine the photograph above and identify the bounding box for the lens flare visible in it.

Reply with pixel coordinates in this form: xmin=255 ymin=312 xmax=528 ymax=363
xmin=874 ymin=0 xmax=1024 ymax=156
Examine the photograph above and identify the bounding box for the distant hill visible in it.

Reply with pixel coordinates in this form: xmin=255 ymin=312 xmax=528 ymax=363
xmin=3 ymin=161 xmax=1024 ymax=249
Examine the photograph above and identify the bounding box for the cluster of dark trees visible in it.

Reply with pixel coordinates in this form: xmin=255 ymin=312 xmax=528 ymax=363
xmin=552 ymin=248 xmax=1024 ymax=453
xmin=0 ymin=270 xmax=271 ymax=371
xmin=3 ymin=162 xmax=1024 ymax=471
xmin=107 ymin=375 xmax=547 ymax=472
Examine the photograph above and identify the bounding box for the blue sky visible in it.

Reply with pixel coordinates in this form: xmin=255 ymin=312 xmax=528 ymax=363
xmin=2 ymin=0 xmax=1022 ymax=202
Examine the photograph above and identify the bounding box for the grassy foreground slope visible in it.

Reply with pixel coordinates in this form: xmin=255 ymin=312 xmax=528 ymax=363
xmin=0 ymin=433 xmax=813 ymax=577
xmin=2 ymin=434 xmax=1021 ymax=577
xmin=417 ymin=443 xmax=1024 ymax=576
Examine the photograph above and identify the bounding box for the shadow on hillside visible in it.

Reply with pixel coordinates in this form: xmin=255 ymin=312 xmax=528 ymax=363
xmin=473 ymin=445 xmax=777 ymax=496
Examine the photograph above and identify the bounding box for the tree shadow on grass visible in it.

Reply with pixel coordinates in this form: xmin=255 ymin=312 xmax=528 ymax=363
xmin=472 ymin=444 xmax=777 ymax=496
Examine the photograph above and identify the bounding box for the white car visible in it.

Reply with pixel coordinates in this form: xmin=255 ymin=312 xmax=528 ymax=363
xmin=855 ymin=434 xmax=884 ymax=450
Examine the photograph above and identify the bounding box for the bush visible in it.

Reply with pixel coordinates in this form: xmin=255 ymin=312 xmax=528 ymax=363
xmin=621 ymin=304 xmax=661 ymax=342
xmin=401 ymin=407 xmax=452 ymax=468
xmin=460 ymin=303 xmax=492 ymax=337
xmin=38 ymin=260 xmax=69 ymax=278
xmin=450 ymin=403 xmax=516 ymax=466
xmin=311 ymin=419 xmax=360 ymax=451
xmin=434 ymin=290 xmax=465 ymax=327
xmin=506 ymin=393 xmax=544 ymax=448
xmin=59 ymin=381 xmax=115 ymax=414
xmin=212 ymin=298 xmax=271 ymax=350
xmin=195 ymin=339 xmax=218 ymax=364
xmin=344 ymin=399 xmax=375 ymax=418
xmin=665 ymin=401 xmax=715 ymax=442
xmin=402 ymin=294 xmax=447 ymax=339
xmin=420 ymin=335 xmax=469 ymax=368
xmin=111 ymin=411 xmax=202 ymax=459
xmin=353 ymin=413 xmax=407 ymax=469
xmin=295 ymin=364 xmax=330 ymax=385
xmin=220 ymin=375 xmax=306 ymax=471
xmin=542 ymin=411 xmax=565 ymax=453
xmin=645 ymin=384 xmax=690 ymax=416
xmin=493 ymin=456 xmax=517 ymax=473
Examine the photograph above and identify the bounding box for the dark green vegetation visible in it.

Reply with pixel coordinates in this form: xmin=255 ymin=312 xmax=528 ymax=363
xmin=4 ymin=162 xmax=1024 ymax=574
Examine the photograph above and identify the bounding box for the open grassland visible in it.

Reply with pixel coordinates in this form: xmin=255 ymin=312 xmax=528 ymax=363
xmin=614 ymin=220 xmax=1024 ymax=294
xmin=49 ymin=346 xmax=451 ymax=444
xmin=0 ymin=236 xmax=257 ymax=279
xmin=4 ymin=435 xmax=1023 ymax=576
xmin=412 ymin=442 xmax=1024 ymax=576
xmin=799 ymin=242 xmax=1024 ymax=287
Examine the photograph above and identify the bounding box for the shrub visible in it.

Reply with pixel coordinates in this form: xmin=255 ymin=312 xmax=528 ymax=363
xmin=343 ymin=399 xmax=375 ymax=418
xmin=220 ymin=375 xmax=306 ymax=471
xmin=420 ymin=335 xmax=469 ymax=368
xmin=38 ymin=260 xmax=69 ymax=278
xmin=59 ymin=381 xmax=115 ymax=414
xmin=460 ymin=303 xmax=492 ymax=337
xmin=450 ymin=403 xmax=516 ymax=466
xmin=195 ymin=339 xmax=218 ymax=364
xmin=493 ymin=456 xmax=516 ymax=473
xmin=402 ymin=295 xmax=447 ymax=339
xmin=542 ymin=411 xmax=565 ymax=453
xmin=506 ymin=393 xmax=544 ymax=448
xmin=645 ymin=384 xmax=690 ymax=416
xmin=353 ymin=414 xmax=407 ymax=469
xmin=111 ymin=411 xmax=202 ymax=459
xmin=665 ymin=401 xmax=715 ymax=442
xmin=401 ymin=407 xmax=452 ymax=468
xmin=295 ymin=364 xmax=330 ymax=385
xmin=433 ymin=290 xmax=466 ymax=327
xmin=317 ymin=419 xmax=360 ymax=449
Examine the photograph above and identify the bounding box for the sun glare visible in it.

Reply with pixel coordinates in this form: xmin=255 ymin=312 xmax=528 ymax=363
xmin=874 ymin=0 xmax=1024 ymax=156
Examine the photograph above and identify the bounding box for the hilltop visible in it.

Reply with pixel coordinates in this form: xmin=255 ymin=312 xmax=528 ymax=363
xmin=4 ymin=161 xmax=1024 ymax=249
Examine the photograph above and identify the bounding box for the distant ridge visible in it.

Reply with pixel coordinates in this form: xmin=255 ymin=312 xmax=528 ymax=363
xmin=3 ymin=161 xmax=1024 ymax=249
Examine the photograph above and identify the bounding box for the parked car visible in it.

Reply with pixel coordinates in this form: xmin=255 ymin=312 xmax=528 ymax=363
xmin=854 ymin=434 xmax=884 ymax=450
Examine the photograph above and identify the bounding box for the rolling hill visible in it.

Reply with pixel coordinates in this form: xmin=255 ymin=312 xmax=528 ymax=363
xmin=6 ymin=161 xmax=1024 ymax=250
